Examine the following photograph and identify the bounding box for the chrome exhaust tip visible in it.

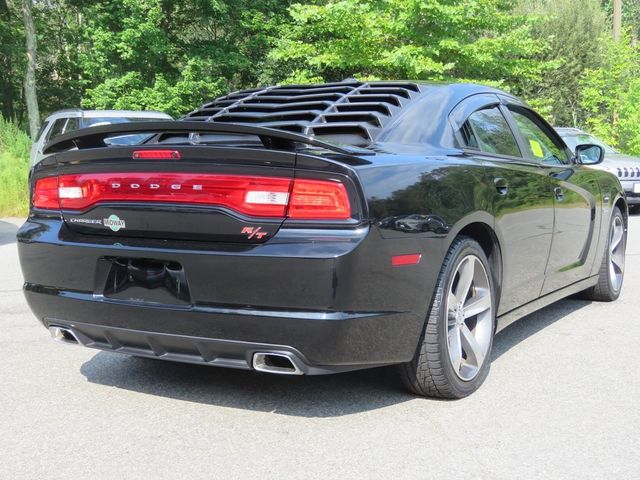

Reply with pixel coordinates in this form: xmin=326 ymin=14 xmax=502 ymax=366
xmin=252 ymin=352 xmax=304 ymax=375
xmin=49 ymin=326 xmax=80 ymax=345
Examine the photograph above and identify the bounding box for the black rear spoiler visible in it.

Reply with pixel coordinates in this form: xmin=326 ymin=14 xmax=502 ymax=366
xmin=42 ymin=120 xmax=369 ymax=156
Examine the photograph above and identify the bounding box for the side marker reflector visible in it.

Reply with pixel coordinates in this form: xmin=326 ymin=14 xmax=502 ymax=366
xmin=392 ymin=254 xmax=422 ymax=267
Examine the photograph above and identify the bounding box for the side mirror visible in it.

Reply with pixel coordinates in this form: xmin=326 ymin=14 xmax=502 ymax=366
xmin=573 ymin=143 xmax=604 ymax=165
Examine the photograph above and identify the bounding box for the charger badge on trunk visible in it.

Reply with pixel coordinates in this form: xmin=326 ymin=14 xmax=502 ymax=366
xmin=103 ymin=214 xmax=126 ymax=232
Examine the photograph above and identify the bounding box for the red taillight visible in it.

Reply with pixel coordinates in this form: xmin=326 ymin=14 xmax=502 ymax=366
xmin=33 ymin=177 xmax=59 ymax=210
xmin=56 ymin=173 xmax=292 ymax=216
xmin=132 ymin=150 xmax=181 ymax=160
xmin=32 ymin=173 xmax=352 ymax=220
xmin=288 ymin=179 xmax=351 ymax=220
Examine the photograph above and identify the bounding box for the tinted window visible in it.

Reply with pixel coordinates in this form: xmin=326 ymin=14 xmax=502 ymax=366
xmin=64 ymin=117 xmax=80 ymax=133
xmin=510 ymin=109 xmax=568 ymax=164
xmin=104 ymin=134 xmax=154 ymax=146
xmin=47 ymin=118 xmax=67 ymax=142
xmin=463 ymin=107 xmax=521 ymax=157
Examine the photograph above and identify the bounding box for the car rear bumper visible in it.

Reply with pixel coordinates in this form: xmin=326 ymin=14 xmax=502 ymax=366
xmin=26 ymin=285 xmax=418 ymax=372
xmin=19 ymin=218 xmax=440 ymax=372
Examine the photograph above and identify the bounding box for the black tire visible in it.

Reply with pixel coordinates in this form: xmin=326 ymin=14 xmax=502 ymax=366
xmin=581 ymin=206 xmax=626 ymax=302
xmin=399 ymin=236 xmax=496 ymax=399
xmin=629 ymin=205 xmax=640 ymax=215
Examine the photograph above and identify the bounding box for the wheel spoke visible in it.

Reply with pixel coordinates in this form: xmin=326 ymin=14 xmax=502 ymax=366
xmin=460 ymin=323 xmax=485 ymax=367
xmin=448 ymin=291 xmax=458 ymax=310
xmin=454 ymin=258 xmax=474 ymax=302
xmin=611 ymin=225 xmax=623 ymax=251
xmin=448 ymin=326 xmax=462 ymax=373
xmin=611 ymin=251 xmax=624 ymax=271
xmin=445 ymin=253 xmax=493 ymax=382
xmin=463 ymin=291 xmax=491 ymax=319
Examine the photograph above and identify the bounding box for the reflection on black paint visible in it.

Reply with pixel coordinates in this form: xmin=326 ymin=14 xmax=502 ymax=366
xmin=378 ymin=214 xmax=450 ymax=234
xmin=368 ymin=165 xmax=485 ymax=234
xmin=549 ymin=168 xmax=575 ymax=182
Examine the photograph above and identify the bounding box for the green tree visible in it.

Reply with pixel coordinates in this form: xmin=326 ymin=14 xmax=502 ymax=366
xmin=266 ymin=0 xmax=550 ymax=91
xmin=581 ymin=33 xmax=640 ymax=155
xmin=75 ymin=0 xmax=291 ymax=117
xmin=602 ymin=0 xmax=640 ymax=39
xmin=518 ymin=0 xmax=606 ymax=126
xmin=22 ymin=0 xmax=40 ymax=138
xmin=0 ymin=0 xmax=24 ymax=121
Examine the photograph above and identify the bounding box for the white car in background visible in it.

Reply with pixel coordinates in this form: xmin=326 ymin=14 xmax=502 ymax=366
xmin=31 ymin=109 xmax=172 ymax=167
xmin=556 ymin=127 xmax=640 ymax=213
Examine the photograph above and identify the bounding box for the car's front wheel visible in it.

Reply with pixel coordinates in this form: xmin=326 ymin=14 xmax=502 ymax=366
xmin=400 ymin=236 xmax=495 ymax=398
xmin=582 ymin=206 xmax=626 ymax=302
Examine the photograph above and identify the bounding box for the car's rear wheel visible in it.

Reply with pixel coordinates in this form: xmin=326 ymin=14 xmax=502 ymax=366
xmin=400 ymin=236 xmax=495 ymax=398
xmin=582 ymin=206 xmax=626 ymax=302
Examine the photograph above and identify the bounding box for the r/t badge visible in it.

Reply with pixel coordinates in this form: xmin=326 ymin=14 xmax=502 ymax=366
xmin=241 ymin=226 xmax=268 ymax=240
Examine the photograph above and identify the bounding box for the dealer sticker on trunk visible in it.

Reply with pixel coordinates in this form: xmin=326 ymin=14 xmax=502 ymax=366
xmin=103 ymin=214 xmax=126 ymax=232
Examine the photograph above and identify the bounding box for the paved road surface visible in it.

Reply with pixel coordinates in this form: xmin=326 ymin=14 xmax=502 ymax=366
xmin=1 ymin=215 xmax=638 ymax=479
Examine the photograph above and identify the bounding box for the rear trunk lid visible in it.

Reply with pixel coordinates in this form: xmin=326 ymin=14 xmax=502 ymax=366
xmin=35 ymin=121 xmax=366 ymax=244
xmin=53 ymin=145 xmax=296 ymax=244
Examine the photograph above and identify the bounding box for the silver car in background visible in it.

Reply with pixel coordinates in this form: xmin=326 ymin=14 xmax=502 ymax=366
xmin=31 ymin=109 xmax=173 ymax=167
xmin=556 ymin=127 xmax=640 ymax=212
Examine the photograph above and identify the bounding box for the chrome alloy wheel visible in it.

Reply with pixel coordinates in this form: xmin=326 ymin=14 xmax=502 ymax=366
xmin=446 ymin=255 xmax=493 ymax=381
xmin=609 ymin=215 xmax=625 ymax=292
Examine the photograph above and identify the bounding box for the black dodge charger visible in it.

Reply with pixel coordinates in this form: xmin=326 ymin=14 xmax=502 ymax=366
xmin=18 ymin=81 xmax=627 ymax=398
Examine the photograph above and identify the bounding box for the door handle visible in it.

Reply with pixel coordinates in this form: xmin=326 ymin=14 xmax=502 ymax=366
xmin=494 ymin=178 xmax=508 ymax=196
xmin=554 ymin=187 xmax=564 ymax=201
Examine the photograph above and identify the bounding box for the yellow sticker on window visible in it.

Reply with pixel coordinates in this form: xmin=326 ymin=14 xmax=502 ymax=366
xmin=529 ymin=139 xmax=544 ymax=158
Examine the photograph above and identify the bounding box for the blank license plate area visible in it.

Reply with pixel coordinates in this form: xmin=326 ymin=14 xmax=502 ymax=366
xmin=98 ymin=257 xmax=192 ymax=306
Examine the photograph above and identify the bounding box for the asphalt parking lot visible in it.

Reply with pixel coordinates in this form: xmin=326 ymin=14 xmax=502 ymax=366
xmin=1 ymin=216 xmax=638 ymax=480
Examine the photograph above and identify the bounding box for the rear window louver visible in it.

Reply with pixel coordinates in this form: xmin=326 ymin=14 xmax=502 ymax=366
xmin=182 ymin=81 xmax=423 ymax=146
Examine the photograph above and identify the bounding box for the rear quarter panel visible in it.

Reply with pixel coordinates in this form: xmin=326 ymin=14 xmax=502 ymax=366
xmin=355 ymin=149 xmax=496 ymax=315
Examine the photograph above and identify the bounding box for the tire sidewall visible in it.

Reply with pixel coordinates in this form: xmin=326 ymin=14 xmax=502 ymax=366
xmin=604 ymin=207 xmax=626 ymax=298
xmin=435 ymin=238 xmax=496 ymax=397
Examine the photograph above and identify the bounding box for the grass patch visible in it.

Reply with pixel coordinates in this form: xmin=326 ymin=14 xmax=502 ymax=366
xmin=0 ymin=117 xmax=31 ymax=217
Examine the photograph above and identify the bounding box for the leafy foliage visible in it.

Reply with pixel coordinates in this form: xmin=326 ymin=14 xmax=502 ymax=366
xmin=0 ymin=116 xmax=30 ymax=216
xmin=81 ymin=61 xmax=227 ymax=118
xmin=73 ymin=0 xmax=292 ymax=117
xmin=0 ymin=0 xmax=639 ymax=158
xmin=581 ymin=33 xmax=640 ymax=154
xmin=0 ymin=0 xmax=25 ymax=120
xmin=267 ymin=0 xmax=550 ymax=90
xmin=1 ymin=0 xmax=292 ymax=121
xmin=517 ymin=0 xmax=606 ymax=126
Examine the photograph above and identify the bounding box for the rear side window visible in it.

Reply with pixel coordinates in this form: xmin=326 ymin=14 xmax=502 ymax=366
xmin=462 ymin=107 xmax=521 ymax=158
